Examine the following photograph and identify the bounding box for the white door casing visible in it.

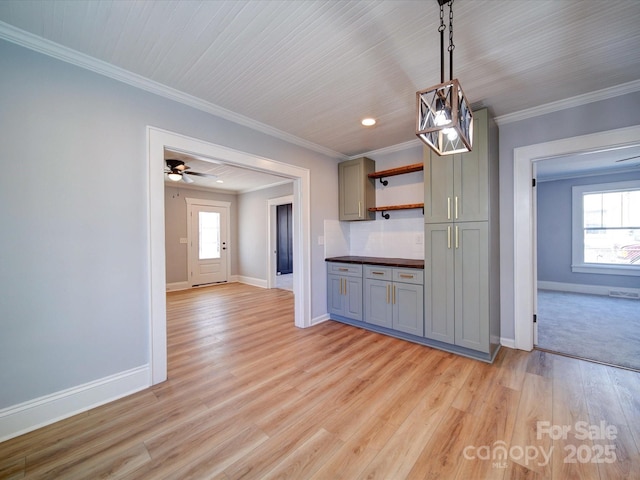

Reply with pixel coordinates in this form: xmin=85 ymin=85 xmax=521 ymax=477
xmin=147 ymin=126 xmax=312 ymax=386
xmin=186 ymin=199 xmax=230 ymax=286
xmin=267 ymin=195 xmax=294 ymax=289
xmin=512 ymin=124 xmax=640 ymax=351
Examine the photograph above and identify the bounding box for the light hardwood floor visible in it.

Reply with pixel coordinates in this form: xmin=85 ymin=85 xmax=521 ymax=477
xmin=1 ymin=283 xmax=639 ymax=479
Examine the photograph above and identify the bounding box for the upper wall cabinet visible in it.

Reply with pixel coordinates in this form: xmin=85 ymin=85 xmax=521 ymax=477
xmin=339 ymin=157 xmax=376 ymax=221
xmin=424 ymin=108 xmax=490 ymax=224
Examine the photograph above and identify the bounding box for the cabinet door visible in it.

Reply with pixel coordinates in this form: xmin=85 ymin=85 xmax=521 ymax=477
xmin=454 ymin=222 xmax=489 ymax=352
xmin=424 ymin=223 xmax=455 ymax=343
xmin=344 ymin=276 xmax=363 ymax=321
xmin=364 ymin=278 xmax=393 ymax=328
xmin=393 ymin=282 xmax=424 ymax=336
xmin=425 ymin=108 xmax=489 ymax=224
xmin=327 ymin=274 xmax=346 ymax=317
xmin=339 ymin=157 xmax=375 ymax=221
xmin=455 ymin=108 xmax=488 ymax=222
xmin=424 ymin=149 xmax=454 ymax=224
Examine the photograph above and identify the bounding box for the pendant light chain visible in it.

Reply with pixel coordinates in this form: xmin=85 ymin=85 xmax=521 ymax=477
xmin=448 ymin=0 xmax=455 ymax=81
xmin=439 ymin=2 xmax=445 ymax=83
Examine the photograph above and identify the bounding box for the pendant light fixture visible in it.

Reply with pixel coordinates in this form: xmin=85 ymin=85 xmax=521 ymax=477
xmin=416 ymin=0 xmax=473 ymax=156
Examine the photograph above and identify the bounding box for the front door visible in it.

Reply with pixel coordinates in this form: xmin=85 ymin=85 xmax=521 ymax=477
xmin=188 ymin=204 xmax=228 ymax=286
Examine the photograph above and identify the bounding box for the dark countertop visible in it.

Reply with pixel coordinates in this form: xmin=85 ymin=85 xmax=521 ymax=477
xmin=325 ymin=255 xmax=424 ymax=269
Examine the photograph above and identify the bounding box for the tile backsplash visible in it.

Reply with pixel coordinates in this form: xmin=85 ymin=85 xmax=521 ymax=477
xmin=325 ymin=215 xmax=424 ymax=260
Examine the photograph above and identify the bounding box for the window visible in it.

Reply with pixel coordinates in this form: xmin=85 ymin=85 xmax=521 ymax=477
xmin=198 ymin=211 xmax=221 ymax=260
xmin=572 ymin=180 xmax=640 ymax=276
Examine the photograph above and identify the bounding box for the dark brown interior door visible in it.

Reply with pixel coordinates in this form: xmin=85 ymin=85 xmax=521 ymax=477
xmin=276 ymin=203 xmax=293 ymax=275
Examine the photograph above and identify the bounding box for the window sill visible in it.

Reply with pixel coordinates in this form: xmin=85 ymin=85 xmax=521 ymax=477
xmin=572 ymin=264 xmax=640 ymax=277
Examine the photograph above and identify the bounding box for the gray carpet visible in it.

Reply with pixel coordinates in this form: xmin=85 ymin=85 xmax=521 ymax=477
xmin=537 ymin=290 xmax=640 ymax=371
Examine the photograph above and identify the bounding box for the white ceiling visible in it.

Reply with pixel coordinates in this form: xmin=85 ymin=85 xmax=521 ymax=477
xmin=1 ymin=0 xmax=640 ymax=186
xmin=163 ymin=148 xmax=291 ymax=192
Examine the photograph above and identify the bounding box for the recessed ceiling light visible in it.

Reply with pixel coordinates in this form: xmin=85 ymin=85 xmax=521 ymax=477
xmin=361 ymin=118 xmax=376 ymax=127
xmin=216 ymin=180 xmax=224 ymax=183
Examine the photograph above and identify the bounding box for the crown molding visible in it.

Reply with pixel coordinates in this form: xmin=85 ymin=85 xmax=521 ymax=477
xmin=0 ymin=21 xmax=346 ymax=160
xmin=351 ymin=139 xmax=422 ymax=160
xmin=495 ymin=79 xmax=640 ymax=126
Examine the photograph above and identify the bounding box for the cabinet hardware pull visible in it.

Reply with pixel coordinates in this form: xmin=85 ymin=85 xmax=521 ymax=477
xmin=447 ymin=226 xmax=451 ymax=249
xmin=372 ymin=271 xmax=384 ymax=275
xmin=455 ymin=226 xmax=459 ymax=249
xmin=338 ymin=268 xmax=348 ymax=271
xmin=399 ymin=274 xmax=414 ymax=279
xmin=386 ymin=284 xmax=390 ymax=303
xmin=393 ymin=285 xmax=396 ymax=304
xmin=447 ymin=197 xmax=451 ymax=220
xmin=358 ymin=201 xmax=361 ymax=218
xmin=455 ymin=196 xmax=459 ymax=219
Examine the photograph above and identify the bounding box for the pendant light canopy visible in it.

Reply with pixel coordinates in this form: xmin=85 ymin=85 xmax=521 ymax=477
xmin=416 ymin=0 xmax=473 ymax=156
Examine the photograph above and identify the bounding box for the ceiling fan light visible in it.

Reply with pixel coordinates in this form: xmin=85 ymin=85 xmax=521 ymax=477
xmin=168 ymin=171 xmax=182 ymax=181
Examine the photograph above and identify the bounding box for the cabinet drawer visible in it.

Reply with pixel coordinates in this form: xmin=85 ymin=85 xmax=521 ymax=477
xmin=364 ymin=266 xmax=392 ymax=280
xmin=393 ymin=269 xmax=423 ymax=285
xmin=328 ymin=262 xmax=362 ymax=277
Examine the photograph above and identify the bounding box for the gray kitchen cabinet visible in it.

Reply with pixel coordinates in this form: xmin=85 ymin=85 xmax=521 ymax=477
xmin=424 ymin=108 xmax=489 ymax=224
xmin=424 ymin=222 xmax=489 ymax=352
xmin=338 ymin=157 xmax=376 ymax=221
xmin=364 ymin=266 xmax=424 ymax=336
xmin=423 ymin=108 xmax=500 ymax=361
xmin=327 ymin=262 xmax=363 ymax=321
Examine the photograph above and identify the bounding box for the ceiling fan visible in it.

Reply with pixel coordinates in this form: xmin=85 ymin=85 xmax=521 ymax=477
xmin=165 ymin=159 xmax=216 ymax=183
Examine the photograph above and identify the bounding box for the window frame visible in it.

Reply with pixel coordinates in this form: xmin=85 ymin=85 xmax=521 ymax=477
xmin=571 ymin=180 xmax=640 ymax=276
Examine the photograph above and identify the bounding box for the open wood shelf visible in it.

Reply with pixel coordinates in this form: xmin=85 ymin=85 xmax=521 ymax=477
xmin=368 ymin=203 xmax=424 ymax=219
xmin=368 ymin=162 xmax=423 ymax=184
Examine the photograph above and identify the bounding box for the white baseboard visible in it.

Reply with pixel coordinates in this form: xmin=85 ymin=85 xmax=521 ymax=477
xmin=166 ymin=281 xmax=190 ymax=291
xmin=311 ymin=314 xmax=330 ymax=326
xmin=538 ymin=280 xmax=640 ymax=297
xmin=237 ymin=276 xmax=268 ymax=289
xmin=500 ymin=337 xmax=516 ymax=349
xmin=0 ymin=364 xmax=150 ymax=443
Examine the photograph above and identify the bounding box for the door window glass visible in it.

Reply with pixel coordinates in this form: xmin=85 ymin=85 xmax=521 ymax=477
xmin=199 ymin=211 xmax=220 ymax=259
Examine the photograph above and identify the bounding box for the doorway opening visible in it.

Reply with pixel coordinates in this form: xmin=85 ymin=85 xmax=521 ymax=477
xmin=267 ymin=195 xmax=294 ymax=291
xmin=148 ymin=127 xmax=311 ymax=385
xmin=512 ymin=124 xmax=640 ymax=353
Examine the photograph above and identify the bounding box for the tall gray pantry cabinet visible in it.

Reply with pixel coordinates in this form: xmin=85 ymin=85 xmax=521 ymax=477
xmin=423 ymin=108 xmax=500 ymax=361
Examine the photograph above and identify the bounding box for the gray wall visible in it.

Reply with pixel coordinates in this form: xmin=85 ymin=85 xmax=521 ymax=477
xmin=0 ymin=39 xmax=338 ymax=408
xmin=537 ymin=171 xmax=640 ymax=288
xmin=164 ymin=186 xmax=239 ymax=284
xmin=499 ymin=91 xmax=640 ymax=340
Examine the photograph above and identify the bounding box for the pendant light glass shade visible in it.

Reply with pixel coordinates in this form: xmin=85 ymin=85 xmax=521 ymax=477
xmin=416 ymin=79 xmax=472 ymax=155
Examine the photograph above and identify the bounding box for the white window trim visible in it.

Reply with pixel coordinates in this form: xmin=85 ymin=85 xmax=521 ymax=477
xmin=571 ymin=180 xmax=640 ymax=276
